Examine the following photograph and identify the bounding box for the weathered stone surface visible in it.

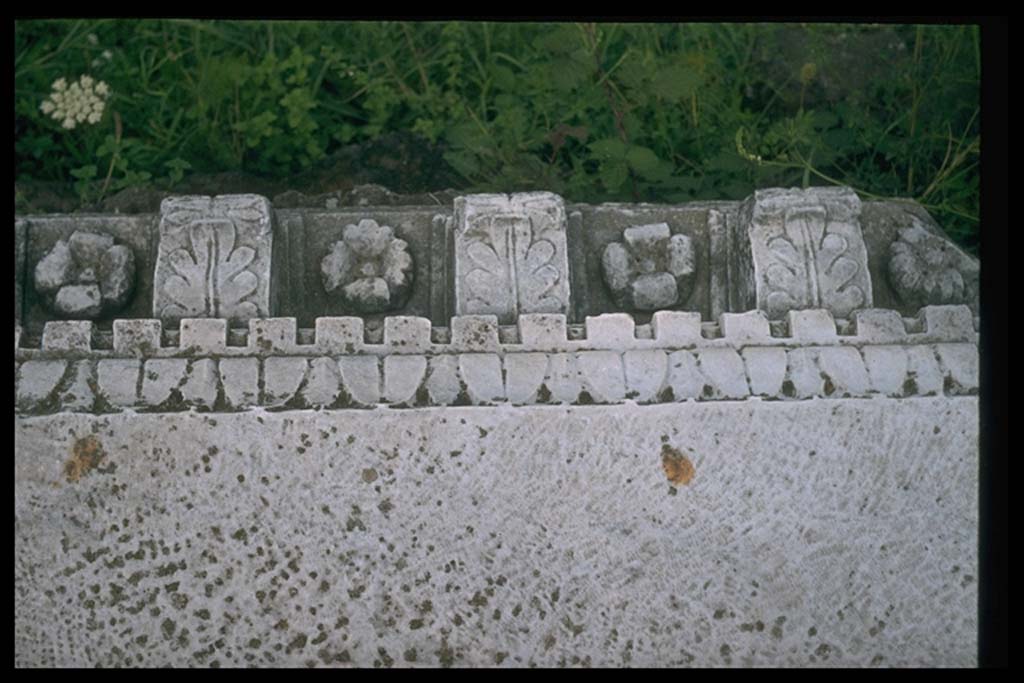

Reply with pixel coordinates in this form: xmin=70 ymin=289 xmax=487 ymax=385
xmin=695 ymin=348 xmax=750 ymax=399
xmin=517 ymin=314 xmax=568 ymax=350
xmin=95 ymin=359 xmax=140 ymax=407
xmin=249 ymin=318 xmax=297 ymax=354
xmin=934 ymin=343 xmax=979 ymax=395
xmin=154 ymin=195 xmax=273 ymax=323
xmin=585 ymin=313 xmax=635 ymax=349
xmin=15 ymin=218 xmax=26 ymax=323
xmin=384 ymin=316 xmax=432 ymax=353
xmin=742 ymin=347 xmax=788 ymax=396
xmin=383 ymin=355 xmax=427 ymax=404
xmin=651 ymin=310 xmax=702 ymax=346
xmin=321 ymin=218 xmax=414 ymax=314
xmin=337 ymin=356 xmax=381 ymax=405
xmin=888 ymin=217 xmax=979 ymax=312
xmin=816 ymin=346 xmax=871 ymax=397
xmin=786 ymin=348 xmax=826 ymax=398
xmin=113 ymin=319 xmax=162 ymax=357
xmin=852 ymin=308 xmax=907 ymax=343
xmin=263 ymin=357 xmax=308 ymax=407
xmin=458 ymin=354 xmax=504 ymax=404
xmin=544 ymin=353 xmax=582 ymax=404
xmin=16 ymin=360 xmax=67 ymax=410
xmin=41 ymin=321 xmax=92 ymax=352
xmin=454 ymin=192 xmax=569 ymax=323
xmin=862 ymin=346 xmax=908 ymax=396
xmin=302 ymin=357 xmax=343 ymax=408
xmin=503 ymin=353 xmax=548 ymax=404
xmin=451 ymin=315 xmax=500 ymax=352
xmin=576 ymin=351 xmax=626 ymax=403
xmin=140 ymin=359 xmax=187 ymax=406
xmin=34 ymin=231 xmax=135 ymax=318
xmin=921 ymin=305 xmax=975 ymax=342
xmin=720 ymin=310 xmax=771 ymax=344
xmin=424 ymin=355 xmax=462 ymax=405
xmin=602 ymin=223 xmax=696 ymax=311
xmin=180 ymin=358 xmax=219 ymax=409
xmin=665 ymin=350 xmax=704 ymax=400
xmin=788 ymin=309 xmax=838 ymax=343
xmin=905 ymin=345 xmax=944 ymax=396
xmin=315 ymin=317 xmax=364 ymax=355
xmin=15 ymin=399 xmax=978 ymax=667
xmin=179 ymin=318 xmax=227 ymax=354
xmin=737 ymin=187 xmax=873 ymax=319
xmin=623 ymin=350 xmax=668 ymax=403
xmin=218 ymin=357 xmax=259 ymax=409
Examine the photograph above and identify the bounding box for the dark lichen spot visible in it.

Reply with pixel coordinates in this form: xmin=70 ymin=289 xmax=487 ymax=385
xmin=65 ymin=435 xmax=106 ymax=483
xmin=409 ymin=618 xmax=424 ymax=630
xmin=702 ymin=384 xmax=714 ymax=398
xmin=658 ymin=386 xmax=676 ymax=403
xmin=536 ymin=384 xmax=552 ymax=403
xmin=661 ymin=444 xmax=695 ymax=486
xmin=404 ymin=648 xmax=418 ymax=663
xmin=161 ymin=618 xmax=176 ymax=639
xmin=575 ymin=390 xmax=594 ymax=405
xmin=903 ymin=376 xmax=918 ymax=395
xmin=782 ymin=380 xmax=796 ymax=398
xmin=543 ymin=634 xmax=556 ymax=651
xmin=822 ymin=374 xmax=836 ymax=396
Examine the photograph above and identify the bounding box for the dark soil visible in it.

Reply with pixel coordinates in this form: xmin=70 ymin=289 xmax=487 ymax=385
xmin=15 ymin=131 xmax=470 ymax=214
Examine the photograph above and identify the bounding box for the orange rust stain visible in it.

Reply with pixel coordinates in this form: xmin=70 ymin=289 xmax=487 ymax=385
xmin=661 ymin=444 xmax=695 ymax=486
xmin=64 ymin=435 xmax=106 ymax=483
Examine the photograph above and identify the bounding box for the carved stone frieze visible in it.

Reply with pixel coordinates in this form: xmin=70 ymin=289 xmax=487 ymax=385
xmin=320 ymin=218 xmax=413 ymax=313
xmin=153 ymin=195 xmax=274 ymax=324
xmin=736 ymin=187 xmax=873 ymax=319
xmin=601 ymin=223 xmax=696 ymax=311
xmin=888 ymin=216 xmax=979 ymax=313
xmin=453 ymin=192 xmax=570 ymax=324
xmin=33 ymin=230 xmax=136 ymax=318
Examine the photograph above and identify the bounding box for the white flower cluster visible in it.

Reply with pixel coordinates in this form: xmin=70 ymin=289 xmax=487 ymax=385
xmin=39 ymin=75 xmax=110 ymax=130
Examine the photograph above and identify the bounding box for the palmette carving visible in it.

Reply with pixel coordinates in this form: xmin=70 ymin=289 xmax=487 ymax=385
xmin=153 ymin=195 xmax=273 ymax=323
xmin=455 ymin=193 xmax=569 ymax=324
xmin=740 ymin=187 xmax=872 ymax=319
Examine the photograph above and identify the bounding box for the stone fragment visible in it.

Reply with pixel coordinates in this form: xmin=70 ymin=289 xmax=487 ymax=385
xmin=651 ymin=311 xmax=702 ymax=346
xmin=113 ymin=319 xmax=162 ymax=357
xmin=180 ymin=359 xmax=219 ymax=409
xmin=816 ymin=347 xmax=871 ymax=397
xmin=34 ymin=232 xmax=136 ymax=318
xmin=623 ymin=350 xmax=668 ymax=403
xmin=585 ymin=314 xmax=636 ymax=349
xmin=451 ymin=315 xmax=500 ymax=352
xmin=458 ymin=354 xmax=505 ymax=404
xmin=179 ymin=319 xmax=227 ymax=354
xmin=454 ymin=192 xmax=570 ymax=323
xmin=263 ymin=357 xmax=308 ymax=407
xmin=41 ymin=321 xmax=92 ymax=352
xmin=68 ymin=230 xmax=114 ymax=264
xmin=96 ymin=359 xmax=140 ymax=407
xmin=503 ymin=353 xmax=548 ymax=404
xmin=424 ymin=355 xmax=462 ymax=406
xmin=302 ymin=357 xmax=344 ymax=408
xmin=315 ymin=317 xmax=364 ymax=355
xmin=934 ymin=343 xmax=978 ymax=395
xmin=576 ymin=351 xmax=626 ymax=403
xmin=16 ymin=360 xmax=67 ymax=411
xmin=384 ymin=316 xmax=432 ymax=353
xmin=735 ymin=187 xmax=872 ymax=318
xmin=141 ymin=359 xmax=187 ymax=407
xmin=742 ymin=347 xmax=788 ymax=396
xmin=338 ymin=356 xmax=381 ymax=405
xmin=321 ymin=219 xmax=413 ymax=313
xmin=154 ymin=195 xmax=274 ymax=323
xmin=696 ymin=348 xmax=750 ymax=399
xmin=383 ymin=355 xmax=427 ymax=404
xmin=218 ymin=358 xmax=259 ymax=409
xmin=862 ymin=346 xmax=908 ymax=396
